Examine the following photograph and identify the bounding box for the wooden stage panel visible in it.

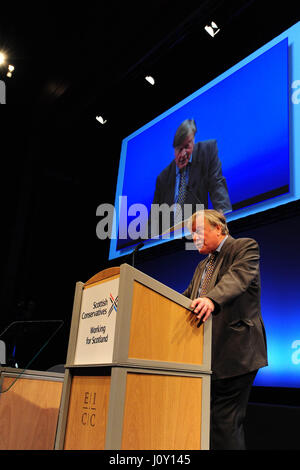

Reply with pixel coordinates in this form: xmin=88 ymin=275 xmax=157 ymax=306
xmin=121 ymin=373 xmax=202 ymax=450
xmin=0 ymin=376 xmax=63 ymax=450
xmin=63 ymin=375 xmax=111 ymax=450
xmin=128 ymin=281 xmax=204 ymax=365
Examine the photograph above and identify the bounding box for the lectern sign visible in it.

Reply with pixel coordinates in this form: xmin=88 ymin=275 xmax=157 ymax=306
xmin=74 ymin=278 xmax=119 ymax=365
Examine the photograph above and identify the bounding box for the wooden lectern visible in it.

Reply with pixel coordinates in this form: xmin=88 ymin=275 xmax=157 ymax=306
xmin=55 ymin=263 xmax=212 ymax=450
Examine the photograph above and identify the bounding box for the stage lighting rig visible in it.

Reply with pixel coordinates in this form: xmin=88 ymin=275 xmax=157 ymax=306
xmin=204 ymin=21 xmax=220 ymax=38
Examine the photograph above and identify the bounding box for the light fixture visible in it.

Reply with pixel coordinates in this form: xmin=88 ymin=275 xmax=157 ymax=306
xmin=6 ymin=65 xmax=15 ymax=78
xmin=0 ymin=52 xmax=6 ymax=65
xmin=145 ymin=75 xmax=155 ymax=85
xmin=204 ymin=21 xmax=220 ymax=38
xmin=96 ymin=115 xmax=107 ymax=125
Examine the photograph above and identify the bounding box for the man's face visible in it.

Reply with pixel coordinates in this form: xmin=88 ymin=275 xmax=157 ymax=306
xmin=174 ymin=134 xmax=194 ymax=170
xmin=192 ymin=218 xmax=223 ymax=254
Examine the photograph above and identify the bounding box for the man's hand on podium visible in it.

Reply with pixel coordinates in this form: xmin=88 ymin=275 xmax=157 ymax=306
xmin=190 ymin=297 xmax=215 ymax=327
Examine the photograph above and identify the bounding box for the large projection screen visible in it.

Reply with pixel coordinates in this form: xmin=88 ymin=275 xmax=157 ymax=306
xmin=107 ymin=22 xmax=300 ymax=261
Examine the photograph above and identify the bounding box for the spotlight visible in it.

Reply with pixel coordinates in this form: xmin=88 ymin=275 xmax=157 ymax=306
xmin=0 ymin=52 xmax=6 ymax=65
xmin=204 ymin=21 xmax=220 ymax=38
xmin=96 ymin=115 xmax=107 ymax=125
xmin=6 ymin=65 xmax=15 ymax=78
xmin=145 ymin=75 xmax=155 ymax=85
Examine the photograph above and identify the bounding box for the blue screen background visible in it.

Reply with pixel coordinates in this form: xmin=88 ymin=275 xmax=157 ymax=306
xmin=121 ymin=38 xmax=289 ymax=212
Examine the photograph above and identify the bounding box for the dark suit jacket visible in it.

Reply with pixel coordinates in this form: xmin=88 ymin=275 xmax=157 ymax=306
xmin=152 ymin=140 xmax=232 ymax=214
xmin=183 ymin=235 xmax=268 ymax=380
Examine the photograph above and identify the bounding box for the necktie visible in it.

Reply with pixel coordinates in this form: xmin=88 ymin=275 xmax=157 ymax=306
xmin=175 ymin=167 xmax=186 ymax=224
xmin=195 ymin=251 xmax=218 ymax=328
xmin=199 ymin=251 xmax=218 ymax=296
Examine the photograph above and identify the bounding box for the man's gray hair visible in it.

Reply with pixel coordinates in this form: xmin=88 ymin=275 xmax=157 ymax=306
xmin=188 ymin=209 xmax=229 ymax=235
xmin=173 ymin=119 xmax=197 ymax=148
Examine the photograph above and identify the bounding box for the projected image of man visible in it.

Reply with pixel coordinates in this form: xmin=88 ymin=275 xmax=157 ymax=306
xmin=149 ymin=119 xmax=232 ymax=236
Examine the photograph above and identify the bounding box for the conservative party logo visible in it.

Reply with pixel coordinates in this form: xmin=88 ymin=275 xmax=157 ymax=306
xmin=108 ymin=293 xmax=118 ymax=317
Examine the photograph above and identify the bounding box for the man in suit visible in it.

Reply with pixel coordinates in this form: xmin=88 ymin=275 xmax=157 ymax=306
xmin=183 ymin=209 xmax=268 ymax=450
xmin=149 ymin=119 xmax=231 ymax=237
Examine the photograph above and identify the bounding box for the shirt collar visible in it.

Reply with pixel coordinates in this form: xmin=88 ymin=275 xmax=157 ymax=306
xmin=215 ymin=235 xmax=228 ymax=253
xmin=209 ymin=235 xmax=228 ymax=257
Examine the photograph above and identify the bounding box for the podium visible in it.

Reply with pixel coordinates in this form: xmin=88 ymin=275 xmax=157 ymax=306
xmin=55 ymin=263 xmax=212 ymax=450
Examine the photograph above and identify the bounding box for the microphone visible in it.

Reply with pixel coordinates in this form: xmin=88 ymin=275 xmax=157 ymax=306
xmin=186 ymin=185 xmax=202 ymax=205
xmin=123 ymin=241 xmax=144 ymax=268
xmin=131 ymin=241 xmax=144 ymax=268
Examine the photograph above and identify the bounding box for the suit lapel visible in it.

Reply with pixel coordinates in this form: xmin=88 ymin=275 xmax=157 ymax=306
xmin=167 ymin=162 xmax=176 ymax=206
xmin=187 ymin=143 xmax=200 ymax=192
xmin=206 ymin=235 xmax=235 ymax=290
